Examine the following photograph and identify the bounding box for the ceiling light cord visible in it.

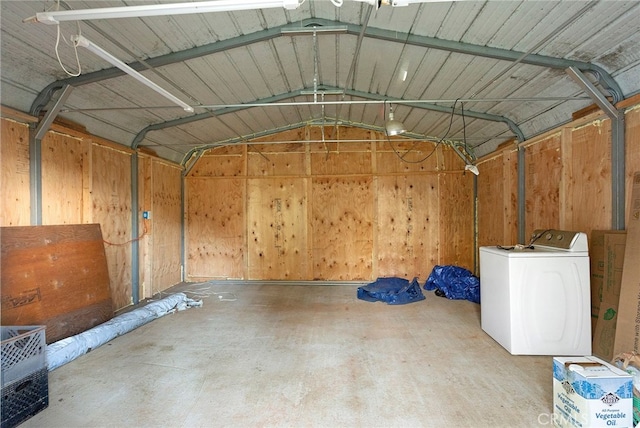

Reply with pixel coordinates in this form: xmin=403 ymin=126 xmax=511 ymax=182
xmin=386 ymin=98 xmax=460 ymax=164
xmin=52 ymin=0 xmax=82 ymax=77
xmin=55 ymin=24 xmax=82 ymax=77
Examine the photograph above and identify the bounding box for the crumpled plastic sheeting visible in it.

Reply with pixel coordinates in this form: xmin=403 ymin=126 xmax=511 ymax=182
xmin=46 ymin=292 xmax=202 ymax=371
xmin=424 ymin=265 xmax=480 ymax=304
xmin=357 ymin=277 xmax=425 ymax=305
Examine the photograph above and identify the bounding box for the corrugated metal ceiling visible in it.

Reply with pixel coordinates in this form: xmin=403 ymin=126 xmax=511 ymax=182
xmin=1 ymin=0 xmax=639 ymax=164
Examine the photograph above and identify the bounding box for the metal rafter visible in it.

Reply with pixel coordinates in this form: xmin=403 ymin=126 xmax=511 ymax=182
xmin=30 ymin=18 xmax=623 ymax=117
xmin=131 ymin=86 xmax=524 ymax=155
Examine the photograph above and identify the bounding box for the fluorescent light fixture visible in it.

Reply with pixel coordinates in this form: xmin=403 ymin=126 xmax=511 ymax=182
xmin=72 ymin=35 xmax=194 ymax=113
xmin=353 ymin=0 xmax=446 ymax=8
xmin=25 ymin=0 xmax=302 ymax=25
xmin=281 ymin=25 xmax=349 ymax=35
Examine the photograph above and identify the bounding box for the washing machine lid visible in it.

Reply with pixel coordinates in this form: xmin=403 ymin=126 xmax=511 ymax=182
xmin=479 ymin=246 xmax=587 ymax=258
xmin=479 ymin=230 xmax=589 ymax=257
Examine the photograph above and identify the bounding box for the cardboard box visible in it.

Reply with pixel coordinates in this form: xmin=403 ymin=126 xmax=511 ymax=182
xmin=592 ymin=232 xmax=627 ymax=360
xmin=553 ymin=356 xmax=633 ymax=428
xmin=590 ymin=231 xmax=606 ymax=334
xmin=613 ymin=172 xmax=640 ymax=356
xmin=590 ymin=230 xmax=627 ymax=336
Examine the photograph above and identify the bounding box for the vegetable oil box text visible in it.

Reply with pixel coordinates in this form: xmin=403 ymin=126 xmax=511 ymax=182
xmin=553 ymin=356 xmax=633 ymax=427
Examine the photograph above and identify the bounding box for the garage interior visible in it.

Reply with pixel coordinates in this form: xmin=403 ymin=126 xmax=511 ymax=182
xmin=1 ymin=0 xmax=640 ymax=427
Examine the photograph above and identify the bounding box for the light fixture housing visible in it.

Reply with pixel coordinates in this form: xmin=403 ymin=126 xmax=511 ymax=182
xmin=25 ymin=0 xmax=302 ymax=24
xmin=464 ymin=164 xmax=480 ymax=175
xmin=72 ymin=35 xmax=194 ymax=113
xmin=385 ymin=106 xmax=406 ymax=136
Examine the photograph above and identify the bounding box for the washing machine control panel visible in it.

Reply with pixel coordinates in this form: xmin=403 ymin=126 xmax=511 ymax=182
xmin=531 ymin=229 xmax=588 ymax=251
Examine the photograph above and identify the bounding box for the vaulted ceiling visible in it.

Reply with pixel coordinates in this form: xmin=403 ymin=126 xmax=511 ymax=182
xmin=2 ymin=0 xmax=639 ymax=164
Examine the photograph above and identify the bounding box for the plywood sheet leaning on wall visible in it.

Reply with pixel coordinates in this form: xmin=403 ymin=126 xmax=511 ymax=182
xmin=0 ymin=118 xmax=30 ymax=226
xmin=377 ymin=174 xmax=439 ymax=281
xmin=0 ymin=224 xmax=113 ymax=344
xmin=247 ymin=178 xmax=309 ymax=279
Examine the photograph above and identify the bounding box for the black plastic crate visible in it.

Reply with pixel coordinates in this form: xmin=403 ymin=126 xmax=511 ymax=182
xmin=1 ymin=326 xmax=46 ymax=388
xmin=1 ymin=368 xmax=48 ymax=428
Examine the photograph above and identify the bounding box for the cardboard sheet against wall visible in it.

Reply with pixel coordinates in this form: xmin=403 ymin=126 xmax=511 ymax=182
xmin=590 ymin=231 xmax=606 ymax=333
xmin=591 ymin=231 xmax=626 ymax=360
xmin=1 ymin=224 xmax=113 ymax=343
xmin=613 ymin=172 xmax=640 ymax=356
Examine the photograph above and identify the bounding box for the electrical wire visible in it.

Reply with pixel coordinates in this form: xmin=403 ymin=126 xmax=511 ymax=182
xmin=52 ymin=0 xmax=82 ymax=77
xmin=103 ymin=230 xmax=146 ymax=246
xmin=103 ymin=222 xmax=149 ymax=246
xmin=496 ymin=229 xmax=552 ymax=250
xmin=462 ymin=102 xmax=467 ymax=154
xmin=386 ymin=98 xmax=460 ymax=164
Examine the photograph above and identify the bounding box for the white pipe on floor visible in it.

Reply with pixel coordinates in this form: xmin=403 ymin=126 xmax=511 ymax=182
xmin=46 ymin=292 xmax=201 ymax=371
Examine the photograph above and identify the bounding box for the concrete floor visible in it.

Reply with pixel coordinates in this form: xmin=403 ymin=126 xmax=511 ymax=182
xmin=23 ymin=282 xmax=554 ymax=427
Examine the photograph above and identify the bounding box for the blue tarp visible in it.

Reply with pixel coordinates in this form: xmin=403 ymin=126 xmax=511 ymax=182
xmin=424 ymin=265 xmax=480 ymax=304
xmin=357 ymin=277 xmax=425 ymax=305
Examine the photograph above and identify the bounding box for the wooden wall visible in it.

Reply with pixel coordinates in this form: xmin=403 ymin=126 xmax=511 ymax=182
xmin=138 ymin=155 xmax=183 ymax=298
xmin=185 ymin=127 xmax=474 ymax=282
xmin=4 ymin=95 xmax=638 ymax=300
xmin=477 ymin=96 xmax=640 ymax=250
xmin=0 ymin=119 xmax=30 ymax=226
xmin=0 ymin=112 xmax=182 ymax=310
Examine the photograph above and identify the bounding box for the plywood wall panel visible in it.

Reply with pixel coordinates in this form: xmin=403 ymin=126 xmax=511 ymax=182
xmin=375 ymin=141 xmax=440 ymax=173
xmin=190 ymin=151 xmax=245 ymax=177
xmin=311 ymin=177 xmax=374 ymax=280
xmin=138 ymin=155 xmax=152 ymax=299
xmin=186 ymin=177 xmax=244 ymax=279
xmin=627 ymin=107 xmax=640 ymax=224
xmin=252 ymin=129 xmax=306 ymax=144
xmin=477 ymin=145 xmax=519 ymax=248
xmin=567 ymin=121 xmax=611 ymax=232
xmin=41 ymin=132 xmax=85 ymax=225
xmin=247 ymin=151 xmax=307 ymax=176
xmin=438 ymin=172 xmax=474 ymax=271
xmin=0 ymin=119 xmax=30 ymax=226
xmin=524 ymin=134 xmax=562 ymax=236
xmin=151 ymin=161 xmax=182 ymax=292
xmin=311 ymin=151 xmax=372 ymax=176
xmin=376 ymin=175 xmax=439 ymax=281
xmin=477 ymin=154 xmax=506 ymax=247
xmin=91 ymin=145 xmax=132 ymax=310
xmin=247 ymin=178 xmax=308 ymax=279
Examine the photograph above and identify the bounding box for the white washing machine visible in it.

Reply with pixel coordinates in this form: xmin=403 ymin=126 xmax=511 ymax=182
xmin=479 ymin=229 xmax=591 ymax=355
